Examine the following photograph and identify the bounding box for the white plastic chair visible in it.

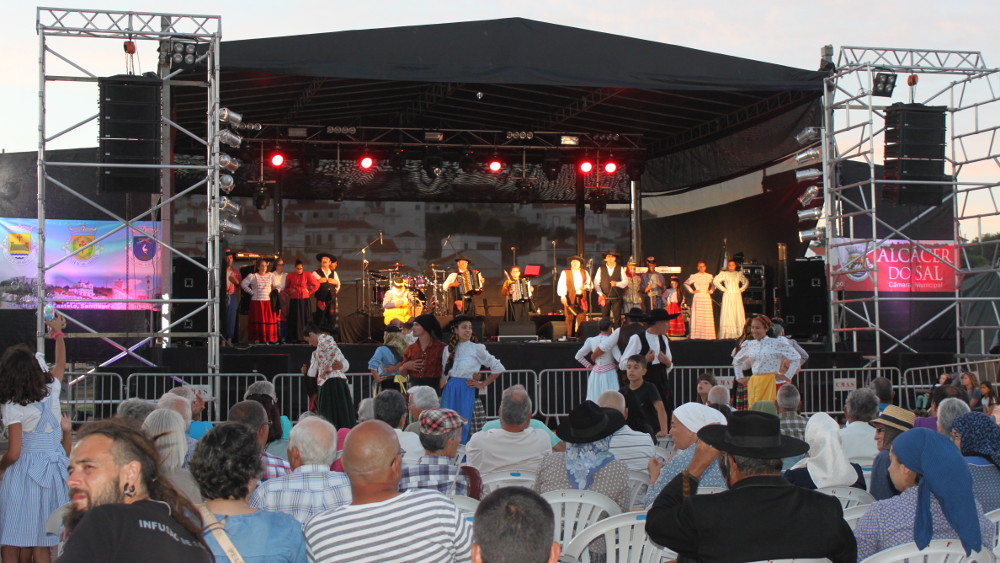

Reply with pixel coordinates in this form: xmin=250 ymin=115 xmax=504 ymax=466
xmin=653 ymin=445 xmax=672 ymax=462
xmin=541 ymin=489 xmax=622 ymax=546
xmin=627 ymin=470 xmax=650 ymax=510
xmin=452 ymin=443 xmax=466 ymax=465
xmin=450 ymin=495 xmax=480 ymax=519
xmin=843 ymin=504 xmax=871 ymax=531
xmin=743 ymin=559 xmax=831 ymax=563
xmin=860 ymin=539 xmax=986 ymax=563
xmin=697 ymin=486 xmax=727 ymax=495
xmin=985 ymin=508 xmax=1000 ymax=550
xmin=480 ymin=469 xmax=537 ymax=494
xmin=816 ymin=486 xmax=875 ymax=509
xmin=559 ymin=511 xmax=663 ymax=563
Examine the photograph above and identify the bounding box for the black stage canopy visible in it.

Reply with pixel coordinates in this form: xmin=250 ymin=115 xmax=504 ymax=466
xmin=173 ymin=18 xmax=827 ymax=202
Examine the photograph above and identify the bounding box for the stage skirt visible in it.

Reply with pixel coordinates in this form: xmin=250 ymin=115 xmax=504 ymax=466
xmin=688 ymin=292 xmax=716 ymax=340
xmin=747 ymin=372 xmax=777 ymax=407
xmin=317 ymin=377 xmax=356 ymax=429
xmin=287 ymin=298 xmax=311 ymax=343
xmin=441 ymin=377 xmax=477 ymax=443
xmin=667 ymin=302 xmax=686 ymax=337
xmin=586 ymin=365 xmax=619 ymax=402
xmin=247 ymin=300 xmax=278 ymax=343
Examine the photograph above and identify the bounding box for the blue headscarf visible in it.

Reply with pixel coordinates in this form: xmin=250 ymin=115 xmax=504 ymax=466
xmin=892 ymin=428 xmax=983 ymax=555
xmin=565 ymin=436 xmax=615 ymax=489
xmin=952 ymin=411 xmax=1000 ymax=468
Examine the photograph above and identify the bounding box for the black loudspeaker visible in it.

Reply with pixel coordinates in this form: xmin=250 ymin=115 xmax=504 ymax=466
xmin=578 ymin=321 xmax=601 ymax=340
xmin=784 ymin=297 xmax=827 ymax=338
xmin=498 ymin=321 xmax=536 ymax=341
xmin=98 ymin=74 xmax=162 ymax=193
xmin=172 ymin=257 xmax=208 ymax=338
xmin=538 ymin=321 xmax=567 ymax=341
xmin=785 ymin=258 xmax=826 ymax=298
xmin=883 ymin=103 xmax=948 ymax=206
xmin=742 ymin=264 xmax=766 ymax=317
xmin=222 ymin=354 xmax=290 ymax=377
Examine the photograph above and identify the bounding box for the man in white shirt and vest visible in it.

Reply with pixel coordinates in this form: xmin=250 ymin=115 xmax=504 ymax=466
xmin=594 ymin=250 xmax=628 ymax=328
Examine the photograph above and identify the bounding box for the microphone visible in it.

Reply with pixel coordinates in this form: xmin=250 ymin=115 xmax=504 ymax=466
xmin=379 ymin=231 xmax=383 ymax=245
xmin=442 ymin=234 xmax=451 ymax=247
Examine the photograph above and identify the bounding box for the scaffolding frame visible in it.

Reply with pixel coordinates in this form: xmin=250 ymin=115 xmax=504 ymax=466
xmin=36 ymin=8 xmax=223 ymax=372
xmin=822 ymin=46 xmax=1000 ymax=365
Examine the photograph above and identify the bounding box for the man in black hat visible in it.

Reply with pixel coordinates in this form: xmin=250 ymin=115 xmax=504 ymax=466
xmin=444 ymin=256 xmax=485 ymax=316
xmin=312 ymin=253 xmax=340 ymax=333
xmin=594 ymin=250 xmax=628 ymax=328
xmin=646 ymin=411 xmax=857 ymax=563
xmin=556 ymin=255 xmax=592 ymax=338
xmin=641 ymin=256 xmax=665 ymax=313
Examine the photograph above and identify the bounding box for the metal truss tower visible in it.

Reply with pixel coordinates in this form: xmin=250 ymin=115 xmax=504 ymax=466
xmin=822 ymin=47 xmax=1000 ymax=364
xmin=36 ymin=9 xmax=223 ymax=372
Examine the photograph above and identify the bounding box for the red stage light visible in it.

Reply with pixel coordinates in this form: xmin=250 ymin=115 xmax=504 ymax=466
xmin=359 ymin=156 xmax=374 ymax=169
xmin=269 ymin=153 xmax=285 ymax=168
xmin=488 ymin=159 xmax=503 ymax=172
xmin=604 ymin=162 xmax=617 ymax=174
xmin=579 ymin=161 xmax=594 ymax=173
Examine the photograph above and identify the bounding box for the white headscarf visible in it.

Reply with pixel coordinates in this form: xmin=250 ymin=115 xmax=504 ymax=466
xmin=792 ymin=412 xmax=858 ymax=488
xmin=672 ymin=403 xmax=728 ymax=444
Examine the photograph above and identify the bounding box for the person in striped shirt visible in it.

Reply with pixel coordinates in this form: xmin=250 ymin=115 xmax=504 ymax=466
xmin=304 ymin=420 xmax=472 ymax=563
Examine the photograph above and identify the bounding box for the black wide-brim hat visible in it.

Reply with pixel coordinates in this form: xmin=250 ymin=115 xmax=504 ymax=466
xmin=603 ymin=250 xmax=621 ymax=259
xmin=625 ymin=307 xmax=645 ymax=320
xmin=315 ymin=253 xmax=337 ymax=263
xmin=645 ymin=308 xmax=680 ymax=323
xmin=697 ymin=411 xmax=809 ymax=459
xmin=566 ymin=255 xmax=585 ymax=265
xmin=455 ymin=256 xmax=472 ymax=263
xmin=556 ymin=401 xmax=626 ymax=444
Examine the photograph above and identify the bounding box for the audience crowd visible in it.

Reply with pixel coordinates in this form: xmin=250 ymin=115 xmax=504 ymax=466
xmin=1 ymin=320 xmax=998 ymax=563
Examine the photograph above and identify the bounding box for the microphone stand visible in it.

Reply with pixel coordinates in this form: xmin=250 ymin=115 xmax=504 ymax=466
xmin=353 ymin=235 xmax=383 ymax=343
xmin=550 ymin=240 xmax=558 ymax=314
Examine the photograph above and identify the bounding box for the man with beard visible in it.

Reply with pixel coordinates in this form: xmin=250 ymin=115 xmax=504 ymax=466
xmin=59 ymin=420 xmax=210 ymax=562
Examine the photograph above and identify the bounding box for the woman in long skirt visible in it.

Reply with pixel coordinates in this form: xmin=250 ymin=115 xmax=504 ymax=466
xmin=575 ymin=318 xmax=621 ymax=402
xmin=240 ymin=258 xmax=278 ymax=344
xmin=368 ymin=327 xmax=409 ymax=394
xmin=683 ymin=261 xmax=716 ymax=340
xmin=715 ymin=259 xmax=749 ymax=339
xmin=303 ymin=324 xmax=355 ymax=428
xmin=283 ymin=259 xmax=319 ymax=343
xmin=440 ymin=316 xmax=503 ymax=443
xmin=665 ymin=276 xmax=686 ymax=337
xmin=0 ymin=315 xmax=70 ymax=563
xmin=733 ymin=315 xmax=802 ymax=407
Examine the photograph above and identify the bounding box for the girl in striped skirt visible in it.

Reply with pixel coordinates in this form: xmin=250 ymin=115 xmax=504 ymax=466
xmin=0 ymin=315 xmax=71 ymax=562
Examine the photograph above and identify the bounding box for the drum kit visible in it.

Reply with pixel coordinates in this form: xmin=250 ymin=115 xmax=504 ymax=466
xmin=366 ymin=262 xmax=450 ymax=320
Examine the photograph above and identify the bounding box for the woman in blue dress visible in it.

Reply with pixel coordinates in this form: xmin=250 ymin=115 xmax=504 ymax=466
xmin=440 ymin=316 xmax=504 ymax=443
xmin=0 ymin=314 xmax=71 ymax=563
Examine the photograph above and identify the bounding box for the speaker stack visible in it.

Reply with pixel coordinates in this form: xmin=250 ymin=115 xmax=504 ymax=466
xmin=98 ymin=74 xmax=162 ymax=194
xmin=882 ymin=103 xmax=948 ymax=206
xmin=783 ymin=258 xmax=827 ymax=339
xmin=741 ymin=264 xmax=766 ymax=317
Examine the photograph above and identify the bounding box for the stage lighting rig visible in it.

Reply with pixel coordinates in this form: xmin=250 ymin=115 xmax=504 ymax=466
xmin=359 ymin=155 xmax=375 ymax=170
xmin=795 ymin=127 xmax=821 ymax=146
xmin=269 ymin=152 xmax=286 ymax=169
xmin=219 ymin=174 xmax=235 ymax=194
xmin=873 ymin=72 xmax=897 ymax=97
xmin=542 ymin=156 xmax=562 ymax=182
xmin=795 ymin=147 xmax=821 ymax=165
xmin=218 ymin=108 xmax=242 ymax=128
xmin=459 ymin=150 xmax=477 ymax=174
xmin=254 ymin=185 xmax=271 ymax=210
xmin=487 ymin=154 xmax=503 ymax=173
xmin=797 ymin=207 xmax=822 ymax=223
xmin=219 ymin=130 xmax=242 ymax=149
xmin=218 ymin=154 xmax=240 ymax=173
xmin=422 ymin=154 xmax=444 ymax=179
xmin=798 ymin=226 xmax=826 ymax=243
xmin=626 ymin=159 xmax=645 ymax=182
xmin=589 ymin=191 xmax=607 ymax=214
xmin=795 ymin=168 xmax=821 ymax=183
xmin=798 ymin=185 xmax=822 ymax=207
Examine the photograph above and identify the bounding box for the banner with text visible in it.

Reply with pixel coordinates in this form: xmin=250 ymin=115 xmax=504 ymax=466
xmin=827 ymin=238 xmax=957 ymax=292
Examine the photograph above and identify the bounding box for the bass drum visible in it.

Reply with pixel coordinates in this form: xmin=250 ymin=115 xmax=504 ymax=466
xmin=372 ymin=283 xmax=390 ymax=306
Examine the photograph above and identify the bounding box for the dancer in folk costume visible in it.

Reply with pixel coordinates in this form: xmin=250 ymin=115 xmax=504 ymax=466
xmin=0 ymin=315 xmax=71 ymax=562
xmin=715 ymin=259 xmax=749 ymax=339
xmin=623 ymin=260 xmax=644 ymax=313
xmin=665 ymin=276 xmax=686 ymax=338
xmin=302 ymin=324 xmax=354 ymax=429
xmin=684 ymin=261 xmax=716 ymax=340
xmin=240 ymin=258 xmax=279 ymax=344
xmin=575 ymin=318 xmax=622 ymax=402
xmin=283 ymin=259 xmax=320 ymax=343
xmin=732 ymin=315 xmax=802 ymax=408
xmin=440 ymin=316 xmax=504 ymax=443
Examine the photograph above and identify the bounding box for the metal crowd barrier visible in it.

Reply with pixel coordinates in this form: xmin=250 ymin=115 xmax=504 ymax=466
xmin=272 ymin=372 xmax=377 ymax=423
xmin=125 ymin=373 xmax=267 ymax=424
xmin=471 ymin=369 xmax=538 ymax=420
xmin=670 ymin=366 xmax=736 ymax=406
xmin=63 ymin=372 xmax=124 ymax=424
xmin=796 ymin=367 xmax=900 ymax=416
xmin=536 ymin=368 xmax=590 ymax=421
xmin=899 ymin=359 xmax=1000 ymax=410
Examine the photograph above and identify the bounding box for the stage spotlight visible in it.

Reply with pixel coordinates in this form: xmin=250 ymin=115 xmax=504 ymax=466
xmin=389 ymin=147 xmax=405 ymax=171
xmin=579 ymin=160 xmax=594 ymax=174
xmin=795 ymin=147 xmax=821 ymax=165
xmin=459 ymin=151 xmax=477 ymax=174
xmin=795 ymin=168 xmax=822 ymax=183
xmin=219 ymin=130 xmax=242 ymax=149
xmin=795 ymin=127 xmax=821 ymax=146
xmin=359 ymin=155 xmax=375 ymax=170
xmin=269 ymin=152 xmax=286 ymax=168
xmin=220 ymin=219 xmax=242 ymax=236
xmin=798 ymin=226 xmax=826 ymax=243
xmin=422 ymin=155 xmax=443 ymax=179
xmin=626 ymin=159 xmax=645 ymax=182
xmin=589 ymin=192 xmax=607 ymax=214
xmin=798 ymin=185 xmax=822 ymax=207
xmin=254 ymin=185 xmax=271 ymax=210
xmin=219 ymin=174 xmax=235 ymax=193
xmin=542 ymin=157 xmax=562 ymax=182
xmin=560 ymin=136 xmax=580 ymax=146
xmin=873 ymin=72 xmax=897 ymax=97
xmin=219 ymin=196 xmax=241 ymax=216
xmin=218 ymin=108 xmax=243 ymax=128
xmin=797 ymin=207 xmax=822 ymax=223
xmin=604 ymin=161 xmax=618 ymax=174
xmin=218 ymin=154 xmax=241 ymax=173
xmin=487 ymin=155 xmax=503 ymax=173
xmin=515 ymin=180 xmax=534 ymax=205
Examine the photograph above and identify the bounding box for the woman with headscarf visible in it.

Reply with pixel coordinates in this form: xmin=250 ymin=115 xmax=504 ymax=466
xmin=951 ymin=411 xmax=1000 ymax=512
xmin=302 ymin=324 xmax=353 ymax=429
xmin=440 ymin=316 xmax=504 ymax=443
xmin=644 ymin=402 xmax=728 ymax=507
xmin=533 ymin=401 xmax=631 ymax=513
xmin=868 ymin=406 xmax=915 ymax=500
xmin=783 ymin=412 xmax=866 ymax=490
xmin=854 ymin=428 xmax=995 ymax=560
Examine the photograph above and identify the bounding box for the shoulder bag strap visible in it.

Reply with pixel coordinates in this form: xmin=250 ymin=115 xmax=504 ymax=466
xmin=197 ymin=504 xmax=247 ymax=563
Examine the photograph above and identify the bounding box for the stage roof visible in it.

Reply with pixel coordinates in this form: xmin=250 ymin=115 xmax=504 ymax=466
xmin=173 ymin=18 xmax=827 ymax=201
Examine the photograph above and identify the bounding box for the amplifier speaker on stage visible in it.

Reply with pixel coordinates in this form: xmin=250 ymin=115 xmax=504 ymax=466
xmin=742 ymin=264 xmax=766 ymax=317
xmin=883 ymin=103 xmax=948 ymax=206
xmin=98 ymin=74 xmax=162 ymax=194
xmin=498 ymin=321 xmax=536 ymax=342
xmin=171 ymin=257 xmax=208 ymax=340
xmin=538 ymin=321 xmax=567 ymax=341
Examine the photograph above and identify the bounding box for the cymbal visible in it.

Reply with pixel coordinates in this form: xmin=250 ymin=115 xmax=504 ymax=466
xmin=388 ymin=262 xmax=406 ymax=268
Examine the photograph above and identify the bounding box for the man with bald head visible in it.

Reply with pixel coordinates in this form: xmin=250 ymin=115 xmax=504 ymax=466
xmin=303 ymin=420 xmax=473 ymax=562
xmin=598 ymin=390 xmax=655 ymax=472
xmin=466 ymin=385 xmax=553 ymax=474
